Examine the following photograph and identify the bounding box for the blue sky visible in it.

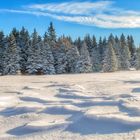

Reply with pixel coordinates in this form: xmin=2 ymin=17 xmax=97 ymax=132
xmin=0 ymin=0 xmax=140 ymax=45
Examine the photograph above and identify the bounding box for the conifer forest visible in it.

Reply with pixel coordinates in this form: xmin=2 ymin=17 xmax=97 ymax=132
xmin=0 ymin=22 xmax=140 ymax=75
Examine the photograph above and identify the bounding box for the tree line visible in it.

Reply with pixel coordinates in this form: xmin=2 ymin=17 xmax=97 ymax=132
xmin=0 ymin=22 xmax=140 ymax=75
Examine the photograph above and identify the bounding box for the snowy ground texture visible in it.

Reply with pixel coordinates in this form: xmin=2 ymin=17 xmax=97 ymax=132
xmin=0 ymin=71 xmax=140 ymax=140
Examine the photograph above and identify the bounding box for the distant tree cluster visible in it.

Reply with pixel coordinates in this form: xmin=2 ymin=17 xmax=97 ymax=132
xmin=0 ymin=22 xmax=140 ymax=75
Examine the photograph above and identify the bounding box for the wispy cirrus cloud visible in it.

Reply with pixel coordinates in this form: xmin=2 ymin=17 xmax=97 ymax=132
xmin=27 ymin=1 xmax=112 ymax=15
xmin=0 ymin=1 xmax=140 ymax=28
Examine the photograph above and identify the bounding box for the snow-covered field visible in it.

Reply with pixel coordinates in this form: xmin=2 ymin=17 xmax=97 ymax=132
xmin=0 ymin=71 xmax=140 ymax=140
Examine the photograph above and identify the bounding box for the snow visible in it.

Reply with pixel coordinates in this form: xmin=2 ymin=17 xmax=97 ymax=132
xmin=0 ymin=71 xmax=140 ymax=140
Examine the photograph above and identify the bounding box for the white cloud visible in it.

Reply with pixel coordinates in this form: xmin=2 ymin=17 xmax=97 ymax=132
xmin=1 ymin=1 xmax=140 ymax=28
xmin=27 ymin=1 xmax=112 ymax=15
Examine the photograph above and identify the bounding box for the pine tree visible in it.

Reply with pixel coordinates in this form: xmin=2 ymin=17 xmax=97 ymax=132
xmin=102 ymin=42 xmax=118 ymax=72
xmin=47 ymin=22 xmax=56 ymax=43
xmin=84 ymin=34 xmax=92 ymax=55
xmin=120 ymin=34 xmax=131 ymax=70
xmin=26 ymin=29 xmax=43 ymax=74
xmin=42 ymin=33 xmax=56 ymax=74
xmin=99 ymin=37 xmax=106 ymax=70
xmin=135 ymin=47 xmax=140 ymax=70
xmin=92 ymin=35 xmax=97 ymax=48
xmin=0 ymin=31 xmax=5 ymax=74
xmin=89 ymin=36 xmax=101 ymax=72
xmin=53 ymin=37 xmax=68 ymax=74
xmin=65 ymin=39 xmax=80 ymax=73
xmin=127 ymin=35 xmax=136 ymax=67
xmin=127 ymin=36 xmax=136 ymax=57
xmin=98 ymin=37 xmax=103 ymax=55
xmin=11 ymin=28 xmax=20 ymax=45
xmin=108 ymin=34 xmax=115 ymax=46
xmin=74 ymin=37 xmax=82 ymax=52
xmin=3 ymin=33 xmax=20 ymax=75
xmin=98 ymin=37 xmax=106 ymax=69
xmin=44 ymin=31 xmax=50 ymax=44
xmin=19 ymin=27 xmax=30 ymax=74
xmin=114 ymin=36 xmax=121 ymax=70
xmin=75 ymin=42 xmax=92 ymax=73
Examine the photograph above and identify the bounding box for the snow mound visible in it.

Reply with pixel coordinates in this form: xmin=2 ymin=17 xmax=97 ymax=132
xmin=56 ymin=91 xmax=92 ymax=100
xmin=20 ymin=96 xmax=47 ymax=104
xmin=0 ymin=96 xmax=18 ymax=108
xmin=41 ymin=105 xmax=80 ymax=115
xmin=66 ymin=112 xmax=140 ymax=135
xmin=7 ymin=119 xmax=68 ymax=136
xmin=120 ymin=103 xmax=140 ymax=116
xmin=0 ymin=107 xmax=41 ymax=117
xmin=73 ymin=100 xmax=119 ymax=108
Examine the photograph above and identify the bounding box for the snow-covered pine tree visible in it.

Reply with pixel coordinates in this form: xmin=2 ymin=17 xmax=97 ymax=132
xmin=3 ymin=33 xmax=20 ymax=75
xmin=90 ymin=36 xmax=101 ymax=72
xmin=36 ymin=42 xmax=55 ymax=75
xmin=127 ymin=35 xmax=136 ymax=67
xmin=102 ymin=42 xmax=118 ymax=72
xmin=53 ymin=37 xmax=68 ymax=74
xmin=84 ymin=34 xmax=92 ymax=55
xmin=0 ymin=31 xmax=5 ymax=74
xmin=98 ymin=37 xmax=104 ymax=69
xmin=75 ymin=42 xmax=92 ymax=73
xmin=120 ymin=34 xmax=131 ymax=70
xmin=47 ymin=22 xmax=56 ymax=43
xmin=74 ymin=37 xmax=82 ymax=52
xmin=92 ymin=35 xmax=97 ymax=49
xmin=108 ymin=34 xmax=121 ymax=70
xmin=19 ymin=27 xmax=30 ymax=74
xmin=135 ymin=47 xmax=140 ymax=70
xmin=41 ymin=33 xmax=56 ymax=74
xmin=127 ymin=36 xmax=136 ymax=58
xmin=108 ymin=34 xmax=115 ymax=46
xmin=59 ymin=37 xmax=80 ymax=73
xmin=26 ymin=29 xmax=43 ymax=74
xmin=98 ymin=37 xmax=104 ymax=55
xmin=99 ymin=37 xmax=107 ymax=71
xmin=45 ymin=22 xmax=63 ymax=74
xmin=114 ymin=36 xmax=121 ymax=70
xmin=66 ymin=45 xmax=80 ymax=73
xmin=11 ymin=28 xmax=20 ymax=45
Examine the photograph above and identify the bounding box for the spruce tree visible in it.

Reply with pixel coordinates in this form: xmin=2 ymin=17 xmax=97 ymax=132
xmin=53 ymin=37 xmax=68 ymax=74
xmin=120 ymin=34 xmax=131 ymax=70
xmin=99 ymin=37 xmax=106 ymax=70
xmin=12 ymin=28 xmax=20 ymax=45
xmin=114 ymin=36 xmax=122 ymax=70
xmin=42 ymin=33 xmax=56 ymax=74
xmin=0 ymin=31 xmax=5 ymax=74
xmin=3 ymin=33 xmax=20 ymax=75
xmin=47 ymin=22 xmax=56 ymax=43
xmin=74 ymin=37 xmax=82 ymax=52
xmin=127 ymin=36 xmax=136 ymax=57
xmin=98 ymin=37 xmax=103 ymax=55
xmin=26 ymin=29 xmax=43 ymax=74
xmin=127 ymin=35 xmax=136 ymax=67
xmin=135 ymin=47 xmax=140 ymax=70
xmin=102 ymin=42 xmax=118 ymax=72
xmin=75 ymin=42 xmax=92 ymax=73
xmin=90 ymin=36 xmax=101 ymax=72
xmin=65 ymin=39 xmax=80 ymax=73
xmin=108 ymin=34 xmax=115 ymax=46
xmin=19 ymin=27 xmax=30 ymax=74
xmin=84 ymin=34 xmax=92 ymax=55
